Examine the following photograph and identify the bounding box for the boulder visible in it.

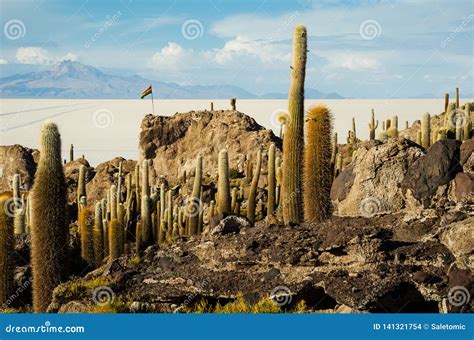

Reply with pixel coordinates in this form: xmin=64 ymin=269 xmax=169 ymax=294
xmin=331 ymin=139 xmax=424 ymax=216
xmin=63 ymin=158 xmax=95 ymax=204
xmin=453 ymin=172 xmax=474 ymax=201
xmin=440 ymin=217 xmax=474 ymax=258
xmin=207 ymin=215 xmax=249 ymax=237
xmin=138 ymin=110 xmax=281 ymax=185
xmin=460 ymin=138 xmax=474 ymax=166
xmin=86 ymin=157 xmax=137 ymax=204
xmin=0 ymin=145 xmax=37 ymax=192
xmin=401 ymin=139 xmax=462 ymax=206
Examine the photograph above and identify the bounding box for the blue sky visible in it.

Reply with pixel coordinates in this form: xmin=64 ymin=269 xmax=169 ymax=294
xmin=0 ymin=0 xmax=473 ymax=98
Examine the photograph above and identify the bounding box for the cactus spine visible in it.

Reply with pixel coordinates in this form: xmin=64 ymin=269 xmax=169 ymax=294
xmin=282 ymin=24 xmax=306 ymax=224
xmin=267 ymin=143 xmax=276 ymax=217
xmin=368 ymin=109 xmax=378 ymax=140
xmin=217 ymin=149 xmax=231 ymax=214
xmin=0 ymin=193 xmax=14 ymax=307
xmin=93 ymin=202 xmax=104 ymax=265
xmin=247 ymin=150 xmax=262 ymax=226
xmin=421 ymin=112 xmax=431 ymax=149
xmin=304 ymin=105 xmax=333 ymax=222
xmin=187 ymin=156 xmax=202 ymax=235
xmin=30 ymin=122 xmax=69 ymax=312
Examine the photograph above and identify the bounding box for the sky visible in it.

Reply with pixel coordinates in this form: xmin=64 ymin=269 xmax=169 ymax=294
xmin=0 ymin=0 xmax=473 ymax=98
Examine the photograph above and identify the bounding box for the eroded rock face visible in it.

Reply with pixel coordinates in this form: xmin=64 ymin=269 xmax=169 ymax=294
xmin=440 ymin=217 xmax=474 ymax=258
xmin=0 ymin=145 xmax=37 ymax=192
xmin=138 ymin=110 xmax=282 ymax=185
xmin=331 ymin=139 xmax=424 ymax=217
xmin=85 ymin=157 xmax=136 ymax=204
xmin=453 ymin=172 xmax=474 ymax=201
xmin=401 ymin=140 xmax=462 ymax=206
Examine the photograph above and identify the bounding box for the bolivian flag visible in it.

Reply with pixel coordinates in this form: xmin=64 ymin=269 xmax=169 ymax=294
xmin=140 ymin=85 xmax=152 ymax=99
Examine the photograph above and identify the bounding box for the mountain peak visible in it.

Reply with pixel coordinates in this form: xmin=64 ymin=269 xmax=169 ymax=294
xmin=48 ymin=60 xmax=105 ymax=79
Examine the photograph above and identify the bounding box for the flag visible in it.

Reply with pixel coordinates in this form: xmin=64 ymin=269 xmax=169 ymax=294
xmin=140 ymin=85 xmax=152 ymax=99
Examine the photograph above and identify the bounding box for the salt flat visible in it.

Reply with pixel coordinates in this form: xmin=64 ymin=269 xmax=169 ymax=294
xmin=1 ymin=98 xmax=470 ymax=166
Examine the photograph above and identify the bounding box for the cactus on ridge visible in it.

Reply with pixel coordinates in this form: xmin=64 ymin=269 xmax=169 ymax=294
xmin=304 ymin=105 xmax=333 ymax=222
xmin=188 ymin=156 xmax=202 ymax=235
xmin=282 ymin=24 xmax=306 ymax=224
xmin=421 ymin=112 xmax=431 ymax=149
xmin=267 ymin=143 xmax=276 ymax=217
xmin=93 ymin=202 xmax=104 ymax=265
xmin=217 ymin=149 xmax=231 ymax=214
xmin=247 ymin=150 xmax=262 ymax=226
xmin=368 ymin=109 xmax=378 ymax=140
xmin=463 ymin=103 xmax=471 ymax=141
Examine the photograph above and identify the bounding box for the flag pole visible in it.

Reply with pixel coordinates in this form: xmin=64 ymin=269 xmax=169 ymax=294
xmin=150 ymin=84 xmax=155 ymax=115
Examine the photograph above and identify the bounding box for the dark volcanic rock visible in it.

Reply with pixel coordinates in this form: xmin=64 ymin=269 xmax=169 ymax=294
xmin=0 ymin=145 xmax=37 ymax=192
xmin=330 ymin=167 xmax=355 ymax=201
xmin=401 ymin=139 xmax=462 ymax=205
xmin=207 ymin=215 xmax=249 ymax=237
xmin=453 ymin=172 xmax=474 ymax=201
xmin=460 ymin=137 xmax=474 ymax=166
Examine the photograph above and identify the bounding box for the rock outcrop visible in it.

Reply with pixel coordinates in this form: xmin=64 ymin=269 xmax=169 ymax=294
xmin=48 ymin=211 xmax=472 ymax=314
xmin=0 ymin=145 xmax=37 ymax=192
xmin=401 ymin=140 xmax=462 ymax=206
xmin=331 ymin=139 xmax=425 ymax=216
xmin=138 ymin=110 xmax=282 ymax=185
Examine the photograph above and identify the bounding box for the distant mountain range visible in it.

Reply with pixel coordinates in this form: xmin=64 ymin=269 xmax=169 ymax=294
xmin=0 ymin=61 xmax=344 ymax=99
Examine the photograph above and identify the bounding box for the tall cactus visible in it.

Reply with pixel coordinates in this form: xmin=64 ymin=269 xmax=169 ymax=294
xmin=267 ymin=143 xmax=276 ymax=217
xmin=77 ymin=164 xmax=87 ymax=204
xmin=30 ymin=122 xmax=69 ymax=312
xmin=247 ymin=150 xmax=262 ymax=226
xmin=456 ymin=115 xmax=463 ymax=141
xmin=368 ymin=109 xmax=378 ymax=140
xmin=108 ymin=185 xmax=121 ymax=261
xmin=187 ymin=156 xmax=202 ymax=235
xmin=444 ymin=93 xmax=449 ymax=113
xmin=93 ymin=202 xmax=104 ymax=265
xmin=282 ymin=24 xmax=306 ymax=224
xmin=217 ymin=149 xmax=231 ymax=214
xmin=464 ymin=103 xmax=471 ymax=141
xmin=12 ymin=174 xmax=25 ymax=234
xmin=230 ymin=97 xmax=237 ymax=111
xmin=304 ymin=105 xmax=333 ymax=222
xmin=445 ymin=103 xmax=456 ymax=138
xmin=0 ymin=193 xmax=14 ymax=307
xmin=421 ymin=112 xmax=431 ymax=149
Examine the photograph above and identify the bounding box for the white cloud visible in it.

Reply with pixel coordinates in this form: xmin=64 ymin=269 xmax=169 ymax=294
xmin=16 ymin=47 xmax=52 ymax=65
xmin=336 ymin=55 xmax=380 ymax=71
xmin=149 ymin=42 xmax=194 ymax=71
xmin=16 ymin=47 xmax=80 ymax=65
xmin=0 ymin=59 xmax=8 ymax=64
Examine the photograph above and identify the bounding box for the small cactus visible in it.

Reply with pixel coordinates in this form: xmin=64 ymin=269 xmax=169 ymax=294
xmin=387 ymin=115 xmax=399 ymax=138
xmin=230 ymin=97 xmax=236 ymax=110
xmin=378 ymin=130 xmax=388 ymax=142
xmin=455 ymin=115 xmax=463 ymax=141
xmin=444 ymin=93 xmax=449 ymax=113
xmin=463 ymin=103 xmax=471 ymax=141
xmin=79 ymin=197 xmax=94 ymax=265
xmin=188 ymin=156 xmax=202 ymax=235
xmin=69 ymin=144 xmax=74 ymax=162
xmin=421 ymin=112 xmax=431 ymax=149
xmin=456 ymin=87 xmax=459 ymax=108
xmin=0 ymin=193 xmax=14 ymax=307
xmin=217 ymin=149 xmax=231 ymax=214
xmin=368 ymin=109 xmax=378 ymax=140
xmin=304 ymin=105 xmax=333 ymax=222
xmin=77 ymin=164 xmax=87 ymax=204
xmin=445 ymin=103 xmax=456 ymax=138
xmin=247 ymin=150 xmax=262 ymax=226
xmin=30 ymin=122 xmax=69 ymax=312
xmin=93 ymin=202 xmax=104 ymax=265
xmin=267 ymin=143 xmax=276 ymax=217
xmin=352 ymin=117 xmax=357 ymax=140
